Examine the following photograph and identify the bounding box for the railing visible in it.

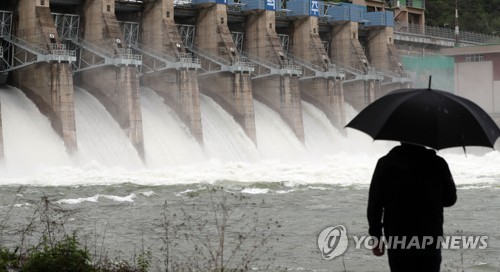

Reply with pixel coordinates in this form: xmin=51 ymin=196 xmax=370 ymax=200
xmin=282 ymin=61 xmax=301 ymax=71
xmin=116 ymin=48 xmax=142 ymax=61
xmin=174 ymin=0 xmax=192 ymax=6
xmin=378 ymin=68 xmax=414 ymax=82
xmin=179 ymin=53 xmax=201 ymax=66
xmin=240 ymin=51 xmax=281 ymax=69
xmin=188 ymin=45 xmax=232 ymax=66
xmin=116 ymin=0 xmax=144 ymax=3
xmin=232 ymin=56 xmax=255 ymax=70
xmin=5 ymin=35 xmax=75 ymax=62
xmin=73 ymin=37 xmax=114 ymax=58
xmin=187 ymin=45 xmax=252 ymax=74
xmin=5 ymin=34 xmax=49 ymax=55
xmin=286 ymin=53 xmax=325 ymax=72
xmin=388 ymin=0 xmax=425 ymax=9
xmin=395 ymin=23 xmax=500 ymax=45
xmin=50 ymin=44 xmax=77 ymax=57
xmin=334 ymin=61 xmax=365 ymax=77
xmin=240 ymin=51 xmax=300 ymax=77
xmin=133 ymin=43 xmax=177 ymax=63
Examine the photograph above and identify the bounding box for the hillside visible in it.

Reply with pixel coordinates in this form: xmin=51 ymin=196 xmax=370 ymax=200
xmin=424 ymin=0 xmax=500 ymax=35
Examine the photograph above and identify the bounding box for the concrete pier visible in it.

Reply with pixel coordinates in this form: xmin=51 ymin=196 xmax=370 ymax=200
xmin=12 ymin=0 xmax=77 ymax=153
xmin=366 ymin=27 xmax=395 ymax=72
xmin=141 ymin=0 xmax=203 ymax=144
xmin=348 ymin=80 xmax=379 ymax=110
xmin=366 ymin=26 xmax=407 ymax=78
xmin=245 ymin=10 xmax=304 ymax=142
xmin=330 ymin=21 xmax=368 ymax=73
xmin=195 ymin=3 xmax=257 ymax=144
xmin=291 ymin=16 xmax=345 ymax=130
xmin=80 ymin=0 xmax=144 ymax=158
xmin=330 ymin=21 xmax=378 ymax=109
xmin=366 ymin=26 xmax=410 ymax=92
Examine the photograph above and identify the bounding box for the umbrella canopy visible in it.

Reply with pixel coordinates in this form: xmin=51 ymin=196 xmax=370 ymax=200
xmin=345 ymin=87 xmax=500 ymax=150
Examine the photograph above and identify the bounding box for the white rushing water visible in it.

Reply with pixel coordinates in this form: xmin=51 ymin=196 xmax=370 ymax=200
xmin=0 ymin=85 xmax=499 ymax=188
xmin=200 ymin=94 xmax=260 ymax=162
xmin=255 ymin=100 xmax=307 ymax=161
xmin=0 ymin=86 xmax=70 ymax=175
xmin=74 ymin=88 xmax=143 ymax=168
xmin=141 ymin=87 xmax=206 ymax=167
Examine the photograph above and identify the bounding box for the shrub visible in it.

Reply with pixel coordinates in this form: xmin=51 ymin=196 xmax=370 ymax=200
xmin=21 ymin=233 xmax=94 ymax=272
xmin=0 ymin=247 xmax=19 ymax=272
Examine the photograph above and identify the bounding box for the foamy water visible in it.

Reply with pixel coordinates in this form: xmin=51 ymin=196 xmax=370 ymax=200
xmin=56 ymin=193 xmax=136 ymax=205
xmin=0 ymin=86 xmax=498 ymax=189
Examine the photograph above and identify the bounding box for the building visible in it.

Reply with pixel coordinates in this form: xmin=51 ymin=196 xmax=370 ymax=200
xmin=442 ymin=45 xmax=500 ymax=123
xmin=353 ymin=0 xmax=425 ymax=26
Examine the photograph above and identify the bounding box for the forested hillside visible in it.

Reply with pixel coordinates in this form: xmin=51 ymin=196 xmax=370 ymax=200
xmin=425 ymin=0 xmax=500 ymax=35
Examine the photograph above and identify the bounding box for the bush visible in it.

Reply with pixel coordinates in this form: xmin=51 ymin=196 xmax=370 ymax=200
xmin=0 ymin=247 xmax=19 ymax=272
xmin=21 ymin=233 xmax=94 ymax=272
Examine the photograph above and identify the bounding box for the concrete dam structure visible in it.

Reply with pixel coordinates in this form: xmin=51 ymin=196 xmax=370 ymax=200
xmin=0 ymin=0 xmax=414 ymax=160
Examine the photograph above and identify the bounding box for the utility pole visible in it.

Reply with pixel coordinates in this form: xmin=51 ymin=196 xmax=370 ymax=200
xmin=454 ymin=0 xmax=460 ymax=47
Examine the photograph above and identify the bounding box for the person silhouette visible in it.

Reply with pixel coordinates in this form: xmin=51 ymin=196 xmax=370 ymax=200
xmin=367 ymin=142 xmax=457 ymax=272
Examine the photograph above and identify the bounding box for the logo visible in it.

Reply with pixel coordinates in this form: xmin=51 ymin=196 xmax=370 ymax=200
xmin=317 ymin=225 xmax=348 ymax=259
xmin=317 ymin=225 xmax=489 ymax=260
xmin=353 ymin=235 xmax=488 ymax=250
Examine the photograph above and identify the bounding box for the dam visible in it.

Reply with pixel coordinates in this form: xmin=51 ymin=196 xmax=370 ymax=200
xmin=0 ymin=0 xmax=496 ymax=163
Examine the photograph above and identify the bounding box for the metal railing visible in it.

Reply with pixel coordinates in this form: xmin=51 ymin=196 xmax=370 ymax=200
xmin=240 ymin=51 xmax=301 ymax=77
xmin=334 ymin=61 xmax=365 ymax=78
xmin=286 ymin=53 xmax=324 ymax=71
xmin=133 ymin=43 xmax=177 ymax=63
xmin=174 ymin=0 xmax=192 ymax=6
xmin=282 ymin=60 xmax=302 ymax=72
xmin=5 ymin=35 xmax=76 ymax=59
xmin=116 ymin=0 xmax=144 ymax=3
xmin=232 ymin=56 xmax=255 ymax=70
xmin=240 ymin=51 xmax=281 ymax=70
xmin=179 ymin=53 xmax=201 ymax=66
xmin=116 ymin=48 xmax=142 ymax=61
xmin=5 ymin=34 xmax=49 ymax=55
xmin=50 ymin=44 xmax=77 ymax=57
xmin=132 ymin=43 xmax=201 ymax=73
xmin=387 ymin=0 xmax=425 ymax=9
xmin=395 ymin=23 xmax=500 ymax=45
xmin=188 ymin=45 xmax=232 ymax=66
xmin=187 ymin=45 xmax=253 ymax=74
xmin=378 ymin=68 xmax=415 ymax=84
xmin=73 ymin=37 xmax=114 ymax=59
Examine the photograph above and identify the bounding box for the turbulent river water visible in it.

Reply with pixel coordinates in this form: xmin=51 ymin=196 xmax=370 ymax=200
xmin=0 ymin=86 xmax=498 ymax=271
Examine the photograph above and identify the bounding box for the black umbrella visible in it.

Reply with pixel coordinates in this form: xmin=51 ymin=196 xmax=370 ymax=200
xmin=345 ymin=86 xmax=500 ymax=151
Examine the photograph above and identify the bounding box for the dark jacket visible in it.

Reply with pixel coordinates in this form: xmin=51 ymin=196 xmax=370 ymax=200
xmin=367 ymin=144 xmax=457 ymax=241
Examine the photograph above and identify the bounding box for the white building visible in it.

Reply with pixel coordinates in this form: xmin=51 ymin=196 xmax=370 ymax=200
xmin=442 ymin=45 xmax=500 ymax=124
